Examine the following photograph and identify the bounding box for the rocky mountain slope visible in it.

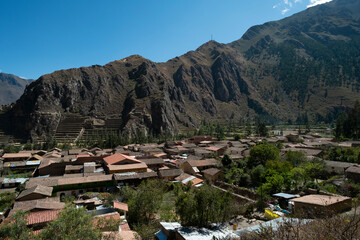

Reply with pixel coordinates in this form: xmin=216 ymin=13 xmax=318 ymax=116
xmin=0 ymin=73 xmax=32 ymax=105
xmin=3 ymin=0 xmax=360 ymax=141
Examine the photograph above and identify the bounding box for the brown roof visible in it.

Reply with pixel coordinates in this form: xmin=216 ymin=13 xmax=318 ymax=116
xmin=206 ymin=146 xmax=221 ymax=151
xmin=2 ymin=153 xmax=31 ymax=159
xmin=292 ymin=194 xmax=351 ymax=206
xmin=114 ymin=171 xmax=157 ymax=181
xmin=27 ymin=209 xmax=60 ymax=225
xmin=139 ymin=158 xmax=164 ymax=165
xmin=26 ymin=176 xmax=64 ymax=188
xmin=103 ymin=153 xmax=141 ymax=165
xmin=113 ymin=201 xmax=128 ymax=211
xmin=57 ymin=174 xmax=113 ymax=186
xmin=159 ymin=168 xmax=183 ymax=177
xmin=17 ymin=185 xmax=53 ymax=200
xmin=65 ymin=165 xmax=83 ymax=171
xmin=10 ymin=198 xmax=65 ymax=216
xmin=190 ymin=178 xmax=203 ymax=186
xmin=187 ymin=159 xmax=217 ymax=167
xmin=107 ymin=162 xmax=147 ymax=172
xmin=202 ymin=168 xmax=222 ymax=176
xmin=346 ymin=165 xmax=360 ymax=174
xmin=175 ymin=173 xmax=193 ymax=182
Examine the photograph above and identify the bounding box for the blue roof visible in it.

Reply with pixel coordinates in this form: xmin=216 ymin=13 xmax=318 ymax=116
xmin=273 ymin=193 xmax=297 ymax=199
xmin=155 ymin=230 xmax=167 ymax=240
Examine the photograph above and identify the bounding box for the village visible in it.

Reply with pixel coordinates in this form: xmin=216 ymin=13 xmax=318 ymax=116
xmin=1 ymin=130 xmax=360 ymax=239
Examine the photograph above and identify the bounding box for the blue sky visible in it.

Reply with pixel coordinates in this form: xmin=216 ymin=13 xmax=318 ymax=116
xmin=0 ymin=0 xmax=332 ymax=79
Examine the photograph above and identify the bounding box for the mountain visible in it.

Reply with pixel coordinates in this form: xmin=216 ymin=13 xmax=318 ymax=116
xmin=3 ymin=0 xmax=360 ymax=141
xmin=0 ymin=73 xmax=32 ymax=105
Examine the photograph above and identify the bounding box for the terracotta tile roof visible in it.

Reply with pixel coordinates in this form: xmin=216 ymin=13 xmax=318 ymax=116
xmin=103 ymin=153 xmax=141 ymax=165
xmin=206 ymin=146 xmax=221 ymax=151
xmin=27 ymin=209 xmax=60 ymax=225
xmin=113 ymin=201 xmax=128 ymax=211
xmin=190 ymin=178 xmax=203 ymax=186
xmin=202 ymin=168 xmax=221 ymax=176
xmin=17 ymin=185 xmax=53 ymax=200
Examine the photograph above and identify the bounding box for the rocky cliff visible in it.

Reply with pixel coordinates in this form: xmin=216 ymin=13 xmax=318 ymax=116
xmin=4 ymin=0 xmax=360 ymax=141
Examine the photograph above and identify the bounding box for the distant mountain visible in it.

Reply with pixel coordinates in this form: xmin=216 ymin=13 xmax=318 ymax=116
xmin=3 ymin=0 xmax=360 ymax=141
xmin=0 ymin=73 xmax=32 ymax=105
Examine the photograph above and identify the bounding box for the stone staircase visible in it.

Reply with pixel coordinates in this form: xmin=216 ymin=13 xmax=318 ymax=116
xmin=79 ymin=118 xmax=122 ymax=143
xmin=54 ymin=115 xmax=86 ymax=143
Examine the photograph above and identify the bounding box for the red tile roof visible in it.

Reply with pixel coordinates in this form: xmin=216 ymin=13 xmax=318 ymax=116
xmin=103 ymin=154 xmax=140 ymax=165
xmin=27 ymin=209 xmax=60 ymax=225
xmin=113 ymin=201 xmax=128 ymax=212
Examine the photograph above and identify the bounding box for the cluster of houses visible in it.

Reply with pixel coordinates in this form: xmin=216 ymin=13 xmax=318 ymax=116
xmin=0 ymin=134 xmax=360 ymax=239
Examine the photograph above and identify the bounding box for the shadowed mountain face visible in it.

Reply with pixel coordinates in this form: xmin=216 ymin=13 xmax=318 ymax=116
xmin=0 ymin=73 xmax=32 ymax=105
xmin=4 ymin=0 xmax=360 ymax=140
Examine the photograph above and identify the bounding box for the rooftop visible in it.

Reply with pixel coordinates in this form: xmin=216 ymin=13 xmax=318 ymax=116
xmin=292 ymin=194 xmax=351 ymax=206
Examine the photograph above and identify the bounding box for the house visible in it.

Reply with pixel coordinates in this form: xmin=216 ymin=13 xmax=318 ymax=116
xmin=103 ymin=153 xmax=148 ymax=174
xmin=345 ymin=165 xmax=360 ymax=182
xmin=324 ymin=160 xmax=356 ymax=175
xmin=202 ymin=168 xmax=224 ymax=182
xmin=187 ymin=135 xmax=214 ymax=144
xmin=10 ymin=197 xmax=65 ymax=216
xmin=114 ymin=171 xmax=158 ymax=186
xmin=26 ymin=209 xmax=60 ymax=230
xmin=2 ymin=177 xmax=28 ymax=188
xmin=157 ymin=222 xmax=239 ymax=240
xmin=103 ymin=153 xmax=140 ymax=165
xmin=2 ymin=153 xmax=31 ymax=162
xmin=138 ymin=158 xmax=165 ymax=171
xmin=182 ymin=159 xmax=218 ymax=175
xmin=158 ymin=168 xmax=183 ymax=181
xmin=16 ymin=185 xmax=53 ymax=201
xmin=55 ymin=175 xmax=114 ymax=197
xmin=193 ymin=148 xmax=214 ymax=158
xmin=292 ymin=194 xmax=352 ymax=217
xmin=113 ymin=201 xmax=128 ymax=221
xmin=107 ymin=163 xmax=148 ymax=174
xmin=205 ymin=146 xmax=227 ymax=157
xmin=26 ymin=175 xmax=114 ymax=197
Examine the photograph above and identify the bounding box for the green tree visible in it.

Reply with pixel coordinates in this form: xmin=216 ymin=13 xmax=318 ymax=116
xmin=123 ymin=180 xmax=165 ymax=225
xmin=248 ymin=143 xmax=280 ymax=168
xmin=175 ymin=184 xmax=233 ymax=227
xmin=40 ymin=205 xmax=101 ymax=240
xmin=290 ymin=167 xmax=307 ymax=190
xmin=221 ymin=154 xmax=233 ymax=167
xmin=284 ymin=150 xmax=307 ymax=167
xmin=225 ymin=167 xmax=250 ymax=187
xmin=256 ymin=121 xmax=269 ymax=137
xmin=0 ymin=211 xmax=33 ymax=240
xmin=250 ymin=164 xmax=265 ymax=186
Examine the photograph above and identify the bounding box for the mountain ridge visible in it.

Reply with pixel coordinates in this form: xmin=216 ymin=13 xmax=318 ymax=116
xmin=0 ymin=72 xmax=33 ymax=106
xmin=2 ymin=0 xmax=360 ymax=141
